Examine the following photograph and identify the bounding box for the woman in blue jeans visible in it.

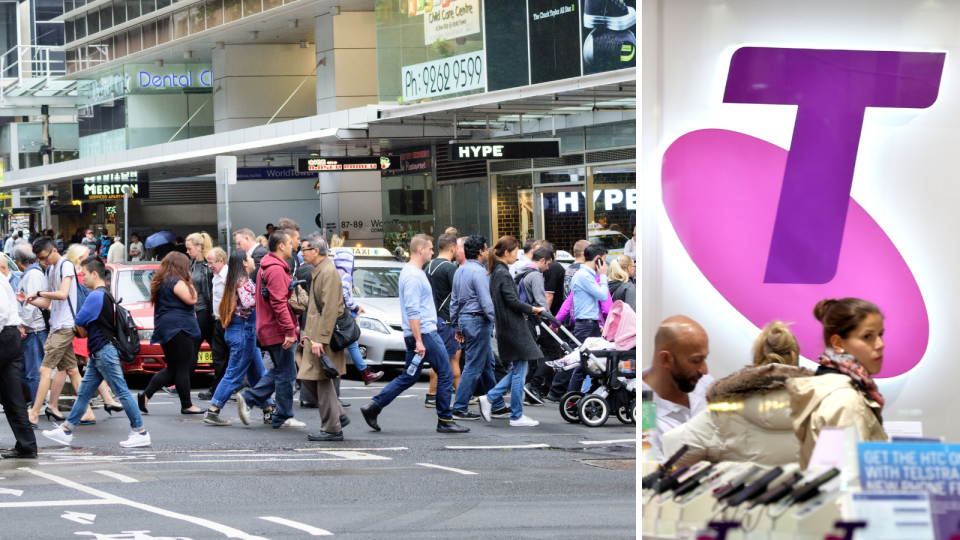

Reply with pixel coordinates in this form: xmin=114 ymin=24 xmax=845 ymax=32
xmin=203 ymin=251 xmax=272 ymax=426
xmin=332 ymin=248 xmax=384 ymax=385
xmin=479 ymin=236 xmax=545 ymax=427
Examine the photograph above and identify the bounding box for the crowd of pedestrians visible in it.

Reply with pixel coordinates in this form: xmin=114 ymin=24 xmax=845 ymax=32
xmin=0 ymin=220 xmax=634 ymax=457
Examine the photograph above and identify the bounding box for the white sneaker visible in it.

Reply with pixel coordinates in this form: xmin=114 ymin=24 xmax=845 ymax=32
xmin=478 ymin=395 xmax=492 ymax=422
xmin=237 ymin=394 xmax=251 ymax=425
xmin=510 ymin=415 xmax=539 ymax=427
xmin=42 ymin=426 xmax=73 ymax=446
xmin=279 ymin=418 xmax=306 ymax=429
xmin=119 ymin=431 xmax=152 ymax=448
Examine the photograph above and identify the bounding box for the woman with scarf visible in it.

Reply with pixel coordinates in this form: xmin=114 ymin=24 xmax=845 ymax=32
xmin=787 ymin=298 xmax=888 ymax=469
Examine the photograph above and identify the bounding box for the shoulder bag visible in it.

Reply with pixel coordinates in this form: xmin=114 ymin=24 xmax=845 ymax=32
xmin=312 ymin=281 xmax=360 ymax=351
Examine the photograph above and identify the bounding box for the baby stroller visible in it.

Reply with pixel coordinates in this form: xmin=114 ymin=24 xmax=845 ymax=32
xmin=539 ymin=313 xmax=637 ymax=427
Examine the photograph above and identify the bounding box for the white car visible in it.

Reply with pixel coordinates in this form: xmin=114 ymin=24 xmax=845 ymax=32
xmin=348 ymin=257 xmax=432 ymax=370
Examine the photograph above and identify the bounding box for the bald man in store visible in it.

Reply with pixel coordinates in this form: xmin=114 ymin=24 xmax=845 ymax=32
xmin=641 ymin=315 xmax=715 ymax=462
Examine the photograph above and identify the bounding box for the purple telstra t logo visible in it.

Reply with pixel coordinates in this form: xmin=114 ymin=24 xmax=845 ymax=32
xmin=662 ymin=47 xmax=944 ymax=377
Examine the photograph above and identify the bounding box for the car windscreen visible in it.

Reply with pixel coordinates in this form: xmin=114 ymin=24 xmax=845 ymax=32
xmin=353 ymin=267 xmax=402 ymax=298
xmin=116 ymin=269 xmax=156 ymax=303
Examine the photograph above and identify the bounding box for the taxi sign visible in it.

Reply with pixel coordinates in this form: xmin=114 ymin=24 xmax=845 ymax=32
xmin=333 ymin=247 xmax=394 ymax=257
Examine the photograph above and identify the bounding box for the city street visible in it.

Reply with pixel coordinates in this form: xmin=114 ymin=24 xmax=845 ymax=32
xmin=0 ymin=374 xmax=637 ymax=539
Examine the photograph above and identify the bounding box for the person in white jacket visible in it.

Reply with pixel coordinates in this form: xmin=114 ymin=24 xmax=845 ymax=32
xmin=662 ymin=321 xmax=814 ymax=468
xmin=107 ymin=237 xmax=125 ymax=263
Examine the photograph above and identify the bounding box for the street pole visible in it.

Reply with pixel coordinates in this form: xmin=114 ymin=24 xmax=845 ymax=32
xmin=121 ymin=185 xmax=130 ymax=262
xmin=223 ymin=166 xmax=230 ymax=256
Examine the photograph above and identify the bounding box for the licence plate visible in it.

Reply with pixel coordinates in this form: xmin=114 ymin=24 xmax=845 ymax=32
xmin=197 ymin=351 xmax=212 ymax=364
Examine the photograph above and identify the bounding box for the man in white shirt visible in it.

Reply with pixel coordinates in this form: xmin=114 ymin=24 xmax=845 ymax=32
xmin=17 ymin=237 xmax=85 ymax=427
xmin=641 ymin=315 xmax=714 ymax=462
xmin=234 ymin=228 xmax=268 ymax=280
xmin=510 ymin=238 xmax=542 ymax=278
xmin=12 ymin=245 xmax=47 ymax=404
xmin=199 ymin=247 xmax=229 ymax=401
xmin=0 ymin=257 xmax=38 ymax=458
xmin=128 ymin=234 xmax=144 ymax=262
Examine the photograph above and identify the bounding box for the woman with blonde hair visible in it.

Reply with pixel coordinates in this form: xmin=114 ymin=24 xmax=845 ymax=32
xmin=662 ymin=321 xmax=814 ymax=467
xmin=256 ymin=235 xmax=268 ymax=248
xmin=330 ymin=235 xmax=344 ymax=248
xmin=185 ymin=232 xmax=214 ymax=382
xmin=607 ymin=255 xmax=635 ymax=311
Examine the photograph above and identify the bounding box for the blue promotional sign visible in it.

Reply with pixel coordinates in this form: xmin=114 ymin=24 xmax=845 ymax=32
xmin=236 ymin=167 xmax=317 ymax=181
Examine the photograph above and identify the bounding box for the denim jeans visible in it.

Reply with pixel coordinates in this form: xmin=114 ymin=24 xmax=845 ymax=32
xmin=20 ymin=330 xmax=46 ymax=403
xmin=372 ymin=331 xmax=454 ymax=420
xmin=567 ymin=320 xmax=602 ymax=393
xmin=487 ymin=360 xmax=529 ymax=421
xmin=453 ymin=314 xmax=504 ymax=413
xmin=211 ymin=316 xmax=271 ymax=410
xmin=242 ymin=341 xmax=296 ymax=427
xmin=64 ymin=343 xmax=144 ymax=432
xmin=346 ymin=341 xmax=367 ymax=371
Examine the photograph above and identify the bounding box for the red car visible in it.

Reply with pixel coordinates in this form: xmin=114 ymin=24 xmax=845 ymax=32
xmin=105 ymin=262 xmax=213 ymax=374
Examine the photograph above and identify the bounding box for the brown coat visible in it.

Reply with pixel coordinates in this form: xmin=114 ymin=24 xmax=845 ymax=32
xmin=295 ymin=257 xmax=347 ymax=381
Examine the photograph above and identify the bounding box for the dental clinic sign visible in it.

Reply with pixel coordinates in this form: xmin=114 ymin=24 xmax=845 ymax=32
xmin=136 ymin=67 xmax=213 ymax=89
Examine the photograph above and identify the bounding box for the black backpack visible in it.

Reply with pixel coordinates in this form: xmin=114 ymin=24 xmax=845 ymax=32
xmin=103 ymin=290 xmax=140 ymax=364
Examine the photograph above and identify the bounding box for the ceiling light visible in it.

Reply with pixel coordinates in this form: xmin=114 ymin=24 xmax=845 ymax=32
xmin=331 ymin=6 xmax=340 ymax=15
xmin=249 ymin=31 xmax=259 ymax=40
xmin=155 ymin=59 xmax=163 ymax=67
xmin=183 ymin=51 xmax=193 ymax=59
xmin=300 ymin=39 xmax=307 ymax=48
xmin=289 ymin=19 xmax=298 ymax=28
xmin=217 ymin=41 xmax=225 ymax=50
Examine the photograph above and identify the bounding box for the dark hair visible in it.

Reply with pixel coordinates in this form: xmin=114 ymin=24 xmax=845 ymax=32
xmin=101 ymin=228 xmax=109 ymax=235
xmin=277 ymin=218 xmax=299 ymax=232
xmin=80 ymin=254 xmax=106 ymax=281
xmin=813 ymin=298 xmax=883 ymax=346
xmin=539 ymin=240 xmax=556 ymax=256
xmin=16 ymin=231 xmax=23 ymax=238
xmin=219 ymin=250 xmax=250 ymax=327
xmin=583 ymin=244 xmax=607 ymax=263
xmin=268 ymin=230 xmax=288 ymax=253
xmin=31 ymin=236 xmax=55 ymax=256
xmin=464 ymin=235 xmax=486 ymax=260
xmin=488 ymin=236 xmax=519 ymax=275
xmin=437 ymin=233 xmax=457 ymax=252
xmin=150 ymin=252 xmax=194 ymax=306
xmin=132 ymin=233 xmax=139 ymax=239
xmin=522 ymin=238 xmax=542 ymax=254
xmin=531 ymin=246 xmax=553 ymax=263
xmin=176 ymin=236 xmax=184 ymax=243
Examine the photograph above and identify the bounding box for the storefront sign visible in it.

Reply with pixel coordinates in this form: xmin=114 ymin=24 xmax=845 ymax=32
xmin=423 ymin=0 xmax=481 ymax=45
xmin=402 ymin=51 xmax=486 ymax=101
xmin=382 ymin=149 xmax=432 ymax=177
xmin=296 ymin=156 xmax=399 ymax=173
xmin=237 ymin=167 xmax=317 ymax=181
xmin=448 ymin=140 xmax=560 ymax=160
xmin=138 ymin=70 xmax=213 ymax=89
xmin=554 ymin=188 xmax=636 ymax=212
xmin=72 ymin=177 xmax=149 ymax=200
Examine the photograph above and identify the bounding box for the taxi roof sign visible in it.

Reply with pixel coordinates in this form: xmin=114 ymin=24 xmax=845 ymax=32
xmin=333 ymin=247 xmax=394 ymax=258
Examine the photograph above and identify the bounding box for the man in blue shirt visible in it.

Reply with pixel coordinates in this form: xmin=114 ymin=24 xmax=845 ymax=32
xmin=361 ymin=234 xmax=469 ymax=434
xmin=566 ymin=244 xmax=610 ymax=393
xmin=449 ymin=235 xmax=509 ymax=419
xmin=41 ymin=255 xmax=151 ymax=448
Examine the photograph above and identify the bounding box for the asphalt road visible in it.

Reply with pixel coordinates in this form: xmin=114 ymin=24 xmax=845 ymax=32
xmin=0 ymin=372 xmax=637 ymax=539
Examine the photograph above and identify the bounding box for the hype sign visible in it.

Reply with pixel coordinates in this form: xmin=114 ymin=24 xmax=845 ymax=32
xmin=662 ymin=48 xmax=944 ymax=377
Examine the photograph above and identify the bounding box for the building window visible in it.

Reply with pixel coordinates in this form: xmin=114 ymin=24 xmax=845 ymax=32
xmin=65 ymin=19 xmax=75 ymax=42
xmin=242 ymin=0 xmax=261 ymax=18
xmin=64 ymin=0 xmax=74 ymax=13
xmin=113 ymin=31 xmax=127 ymax=58
xmin=142 ymin=19 xmax=157 ymax=48
xmin=100 ymin=5 xmax=112 ymax=31
xmin=101 ymin=39 xmax=113 ymax=61
xmin=156 ymin=15 xmax=171 ymax=44
xmin=113 ymin=0 xmax=126 ymax=25
xmin=127 ymin=25 xmax=142 ymax=53
xmin=157 ymin=0 xmax=171 ymax=9
xmin=188 ymin=3 xmax=204 ymax=34
xmin=223 ymin=0 xmax=240 ymax=23
xmin=75 ymin=15 xmax=86 ymax=39
xmin=66 ymin=48 xmax=77 ymax=74
xmin=126 ymin=0 xmax=140 ymax=20
xmin=205 ymin=0 xmax=222 ymax=29
xmin=585 ymin=122 xmax=636 ymax=150
xmin=263 ymin=0 xmax=280 ymax=11
xmin=86 ymin=8 xmax=99 ymax=34
xmin=142 ymin=0 xmax=156 ymax=15
xmin=172 ymin=9 xmax=188 ymax=39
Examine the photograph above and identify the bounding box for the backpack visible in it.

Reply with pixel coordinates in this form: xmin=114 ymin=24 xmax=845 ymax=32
xmin=103 ymin=290 xmax=140 ymax=364
xmin=563 ymin=263 xmax=581 ymax=300
xmin=513 ymin=267 xmax=537 ymax=305
xmin=55 ymin=259 xmax=89 ymax=318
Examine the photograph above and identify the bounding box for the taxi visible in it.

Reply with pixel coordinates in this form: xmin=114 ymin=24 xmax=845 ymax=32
xmin=104 ymin=262 xmax=214 ymax=374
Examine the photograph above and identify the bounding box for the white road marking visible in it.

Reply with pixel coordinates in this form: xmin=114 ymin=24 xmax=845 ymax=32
xmin=20 ymin=468 xmax=269 ymax=540
xmin=62 ymin=511 xmax=97 ymax=524
xmin=0 ymin=499 xmax=115 ymax=508
xmin=46 ymin=456 xmax=391 ymax=465
xmin=316 ymin=451 xmax=390 ymax=460
xmin=336 ymin=394 xmax=417 ymax=399
xmin=95 ymin=470 xmax=139 ymax=483
xmin=578 ymin=439 xmax=636 ymax=445
xmin=416 ymin=463 xmax=478 ymax=475
xmin=259 ymin=517 xmax=332 ymax=536
xmin=294 ymin=447 xmax=408 ymax=452
xmin=0 ymin=487 xmax=23 ymax=496
xmin=445 ymin=444 xmax=549 ymax=450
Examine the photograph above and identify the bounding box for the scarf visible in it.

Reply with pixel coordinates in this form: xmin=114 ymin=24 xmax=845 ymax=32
xmin=818 ymin=348 xmax=884 ymax=410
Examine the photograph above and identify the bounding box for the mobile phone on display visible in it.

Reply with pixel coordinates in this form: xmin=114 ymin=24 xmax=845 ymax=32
xmin=642 ymin=445 xmax=690 ymax=490
xmin=671 ymin=465 xmax=717 ymax=498
xmin=728 ymin=467 xmax=784 ymax=507
xmin=788 ymin=468 xmax=841 ymax=504
xmin=748 ymin=472 xmax=804 ymax=509
xmin=714 ymin=465 xmax=760 ymax=501
xmin=655 ymin=465 xmax=691 ymax=494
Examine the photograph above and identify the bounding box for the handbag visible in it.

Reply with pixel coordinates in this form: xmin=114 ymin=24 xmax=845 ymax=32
xmin=319 ymin=352 xmax=340 ymax=379
xmin=312 ymin=283 xmax=360 ymax=352
xmin=288 ymin=283 xmax=308 ymax=315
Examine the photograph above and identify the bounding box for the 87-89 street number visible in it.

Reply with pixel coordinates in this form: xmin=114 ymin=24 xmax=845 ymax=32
xmin=402 ymin=52 xmax=485 ymax=101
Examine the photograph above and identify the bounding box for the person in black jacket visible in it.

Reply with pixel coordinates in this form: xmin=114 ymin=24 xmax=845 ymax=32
xmin=607 ymin=255 xmax=636 ymax=311
xmin=185 ymin=232 xmax=215 ymax=385
xmin=478 ymin=236 xmax=545 ymax=428
xmin=234 ymin=228 xmax=269 ymax=280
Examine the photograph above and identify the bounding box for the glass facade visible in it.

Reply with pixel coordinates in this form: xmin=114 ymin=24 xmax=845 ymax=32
xmin=381 ymin=174 xmax=435 ymax=252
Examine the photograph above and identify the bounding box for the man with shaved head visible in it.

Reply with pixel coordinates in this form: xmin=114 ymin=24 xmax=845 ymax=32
xmin=642 ymin=315 xmax=715 ymax=462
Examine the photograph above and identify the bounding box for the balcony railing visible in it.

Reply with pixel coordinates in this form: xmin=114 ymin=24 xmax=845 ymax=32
xmin=0 ymin=45 xmax=68 ymax=92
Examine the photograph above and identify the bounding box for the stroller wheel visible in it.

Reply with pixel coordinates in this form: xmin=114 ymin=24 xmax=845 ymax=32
xmin=616 ymin=405 xmax=633 ymax=425
xmin=559 ymin=391 xmax=584 ymax=423
xmin=578 ymin=395 xmax=610 ymax=427
xmin=631 ymin=399 xmax=637 ymax=425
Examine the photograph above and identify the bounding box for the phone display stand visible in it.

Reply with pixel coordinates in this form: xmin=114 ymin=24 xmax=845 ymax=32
xmin=767 ymin=490 xmax=843 ymax=540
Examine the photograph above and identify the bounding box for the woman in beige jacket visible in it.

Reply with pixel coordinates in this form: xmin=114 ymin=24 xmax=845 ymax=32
xmin=296 ymin=233 xmax=349 ymax=441
xmin=787 ymin=298 xmax=888 ymax=469
xmin=663 ymin=322 xmax=814 ymax=467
